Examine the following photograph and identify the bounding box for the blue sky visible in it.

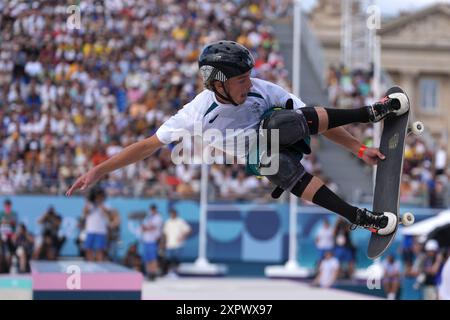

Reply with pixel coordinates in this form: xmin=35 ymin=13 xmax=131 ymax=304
xmin=302 ymin=0 xmax=450 ymax=16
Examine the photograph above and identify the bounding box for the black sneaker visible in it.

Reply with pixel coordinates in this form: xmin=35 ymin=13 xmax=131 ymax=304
xmin=367 ymin=92 xmax=409 ymax=122
xmin=352 ymin=208 xmax=397 ymax=235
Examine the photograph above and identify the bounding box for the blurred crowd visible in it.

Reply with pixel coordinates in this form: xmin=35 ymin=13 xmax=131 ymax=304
xmin=0 ymin=1 xmax=448 ymax=205
xmin=327 ymin=65 xmax=449 ymax=207
xmin=2 ymin=195 xmax=449 ymax=299
xmin=0 ymin=194 xmax=192 ymax=281
xmin=122 ymin=203 xmax=192 ymax=280
xmin=0 ymin=198 xmax=65 ymax=273
xmin=313 ymin=217 xmax=450 ymax=300
xmin=0 ymin=0 xmax=308 ymax=201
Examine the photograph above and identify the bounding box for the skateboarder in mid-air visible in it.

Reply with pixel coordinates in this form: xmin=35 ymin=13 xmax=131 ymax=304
xmin=66 ymin=41 xmax=409 ymax=236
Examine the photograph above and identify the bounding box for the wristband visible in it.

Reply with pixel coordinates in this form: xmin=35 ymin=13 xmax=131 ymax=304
xmin=358 ymin=145 xmax=367 ymax=159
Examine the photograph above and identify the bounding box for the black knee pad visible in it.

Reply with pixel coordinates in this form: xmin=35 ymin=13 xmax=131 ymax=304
xmin=262 ymin=109 xmax=310 ymax=147
xmin=261 ymin=149 xmax=306 ymax=191
xmin=301 ymin=106 xmax=319 ymax=135
xmin=291 ymin=172 xmax=314 ymax=198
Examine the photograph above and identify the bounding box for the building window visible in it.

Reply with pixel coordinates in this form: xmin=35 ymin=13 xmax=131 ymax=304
xmin=419 ymin=79 xmax=438 ymax=111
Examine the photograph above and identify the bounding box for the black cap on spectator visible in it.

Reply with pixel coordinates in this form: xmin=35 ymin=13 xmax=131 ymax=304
xmin=4 ymin=199 xmax=11 ymax=205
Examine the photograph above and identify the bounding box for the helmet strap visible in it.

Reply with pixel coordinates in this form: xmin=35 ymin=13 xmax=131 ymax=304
xmin=213 ymin=81 xmax=239 ymax=106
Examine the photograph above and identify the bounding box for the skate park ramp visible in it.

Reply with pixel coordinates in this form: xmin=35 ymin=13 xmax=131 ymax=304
xmin=142 ymin=277 xmax=381 ymax=300
xmin=0 ymin=275 xmax=381 ymax=300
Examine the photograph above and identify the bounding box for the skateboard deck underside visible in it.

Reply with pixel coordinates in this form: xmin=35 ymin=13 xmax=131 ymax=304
xmin=368 ymin=87 xmax=410 ymax=259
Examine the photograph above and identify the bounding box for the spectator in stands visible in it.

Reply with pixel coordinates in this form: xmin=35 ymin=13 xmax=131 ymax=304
xmin=333 ymin=218 xmax=355 ymax=279
xmin=412 ymin=239 xmax=445 ymax=300
xmin=107 ymin=209 xmax=121 ymax=262
xmin=12 ymin=223 xmax=34 ymax=273
xmin=402 ymin=235 xmax=416 ymax=276
xmin=83 ymin=187 xmax=113 ymax=262
xmin=382 ymin=254 xmax=402 ymax=300
xmin=75 ymin=215 xmax=87 ymax=259
xmin=0 ymin=199 xmax=17 ymax=239
xmin=434 ymin=143 xmax=447 ymax=177
xmin=123 ymin=242 xmax=143 ymax=273
xmin=0 ymin=236 xmax=9 ymax=273
xmin=429 ymin=177 xmax=448 ymax=209
xmin=311 ymin=250 xmax=340 ymax=288
xmin=315 ymin=218 xmax=335 ymax=263
xmin=53 ymin=215 xmax=65 ymax=255
xmin=34 ymin=206 xmax=65 ymax=259
xmin=34 ymin=230 xmax=57 ymax=260
xmin=141 ymin=204 xmax=163 ymax=281
xmin=0 ymin=199 xmax=18 ymax=269
xmin=230 ymin=171 xmax=260 ymax=201
xmin=162 ymin=209 xmax=191 ymax=277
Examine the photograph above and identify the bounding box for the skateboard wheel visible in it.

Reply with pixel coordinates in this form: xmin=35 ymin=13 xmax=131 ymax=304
xmin=411 ymin=122 xmax=424 ymax=135
xmin=402 ymin=212 xmax=415 ymax=226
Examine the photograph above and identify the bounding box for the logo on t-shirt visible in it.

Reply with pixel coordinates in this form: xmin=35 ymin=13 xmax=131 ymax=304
xmin=209 ymin=114 xmax=219 ymax=124
xmin=250 ymin=102 xmax=262 ymax=114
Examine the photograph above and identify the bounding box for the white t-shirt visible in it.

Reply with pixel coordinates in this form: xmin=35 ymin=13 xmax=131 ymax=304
xmin=382 ymin=260 xmax=401 ymax=277
xmin=230 ymin=177 xmax=259 ymax=194
xmin=176 ymin=164 xmax=196 ymax=183
xmin=25 ymin=61 xmax=43 ymax=77
xmin=141 ymin=213 xmax=163 ymax=243
xmin=155 ymin=78 xmax=306 ymax=160
xmin=85 ymin=203 xmax=110 ymax=235
xmin=319 ymin=257 xmax=340 ymax=288
xmin=316 ymin=225 xmax=334 ymax=250
xmin=435 ymin=149 xmax=447 ymax=170
xmin=163 ymin=217 xmax=191 ymax=250
xmin=219 ymin=176 xmax=235 ymax=198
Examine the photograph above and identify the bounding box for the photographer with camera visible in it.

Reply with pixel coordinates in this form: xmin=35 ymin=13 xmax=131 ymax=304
xmin=34 ymin=206 xmax=66 ymax=260
xmin=12 ymin=224 xmax=34 ymax=273
xmin=412 ymin=239 xmax=444 ymax=300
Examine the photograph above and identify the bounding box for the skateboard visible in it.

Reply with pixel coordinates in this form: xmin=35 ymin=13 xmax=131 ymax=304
xmin=367 ymin=86 xmax=424 ymax=259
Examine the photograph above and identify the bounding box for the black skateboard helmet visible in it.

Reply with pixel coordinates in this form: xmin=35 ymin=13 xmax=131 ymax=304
xmin=198 ymin=40 xmax=254 ymax=90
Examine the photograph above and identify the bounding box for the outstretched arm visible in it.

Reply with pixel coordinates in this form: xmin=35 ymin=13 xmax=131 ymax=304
xmin=66 ymin=135 xmax=164 ymax=196
xmin=322 ymin=127 xmax=385 ymax=166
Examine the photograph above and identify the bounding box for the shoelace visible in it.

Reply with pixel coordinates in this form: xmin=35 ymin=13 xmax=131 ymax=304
xmin=352 ymin=209 xmax=383 ymax=231
xmin=379 ymin=96 xmax=390 ymax=104
xmin=374 ymin=98 xmax=392 ymax=118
